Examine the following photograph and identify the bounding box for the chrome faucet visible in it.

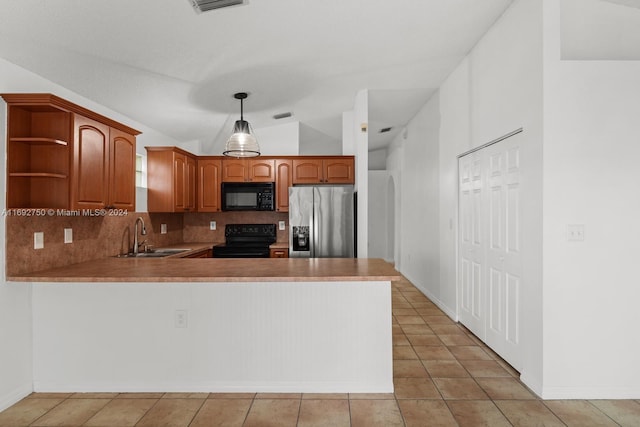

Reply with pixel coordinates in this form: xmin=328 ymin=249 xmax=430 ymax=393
xmin=133 ymin=217 xmax=147 ymax=254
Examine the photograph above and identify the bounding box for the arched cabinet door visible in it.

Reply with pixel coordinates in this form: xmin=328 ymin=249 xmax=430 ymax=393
xmin=72 ymin=114 xmax=110 ymax=209
xmin=109 ymin=128 xmax=136 ymax=210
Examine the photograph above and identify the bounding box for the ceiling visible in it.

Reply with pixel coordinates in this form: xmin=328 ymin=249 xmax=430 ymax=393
xmin=0 ymin=0 xmax=514 ymax=154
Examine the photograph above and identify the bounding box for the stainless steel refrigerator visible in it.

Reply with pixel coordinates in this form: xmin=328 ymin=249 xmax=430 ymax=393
xmin=289 ymin=185 xmax=355 ymax=258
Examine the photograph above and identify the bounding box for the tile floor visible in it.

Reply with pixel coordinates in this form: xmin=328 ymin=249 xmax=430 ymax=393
xmin=1 ymin=276 xmax=640 ymax=426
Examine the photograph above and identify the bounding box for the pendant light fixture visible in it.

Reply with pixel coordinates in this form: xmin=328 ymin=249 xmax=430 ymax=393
xmin=223 ymin=92 xmax=260 ymax=158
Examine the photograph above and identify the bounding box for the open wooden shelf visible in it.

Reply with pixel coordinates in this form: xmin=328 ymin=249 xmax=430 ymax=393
xmin=10 ymin=137 xmax=68 ymax=146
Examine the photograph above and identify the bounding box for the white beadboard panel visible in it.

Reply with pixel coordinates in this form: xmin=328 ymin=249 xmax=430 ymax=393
xmin=31 ymin=281 xmax=393 ymax=393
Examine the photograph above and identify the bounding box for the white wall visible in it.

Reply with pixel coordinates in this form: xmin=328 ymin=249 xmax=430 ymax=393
xmin=368 ymin=171 xmax=389 ymax=259
xmin=388 ymin=0 xmax=545 ymax=391
xmin=254 ymin=121 xmax=300 ymax=155
xmin=299 ymin=123 xmax=341 ymax=155
xmin=541 ymin=0 xmax=640 ymax=398
xmin=388 ymin=94 xmax=441 ymax=305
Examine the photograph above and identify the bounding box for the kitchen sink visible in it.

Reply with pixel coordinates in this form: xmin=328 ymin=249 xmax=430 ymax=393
xmin=115 ymin=248 xmax=191 ymax=258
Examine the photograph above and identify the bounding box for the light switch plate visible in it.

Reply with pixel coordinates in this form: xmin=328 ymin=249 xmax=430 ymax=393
xmin=567 ymin=224 xmax=585 ymax=242
xmin=34 ymin=232 xmax=44 ymax=249
xmin=64 ymin=228 xmax=73 ymax=244
xmin=279 ymin=220 xmax=286 ymax=230
xmin=161 ymin=224 xmax=167 ymax=234
xmin=175 ymin=309 xmax=188 ymax=328
xmin=210 ymin=221 xmax=216 ymax=230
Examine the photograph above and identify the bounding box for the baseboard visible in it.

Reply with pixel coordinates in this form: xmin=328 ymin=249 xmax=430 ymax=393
xmin=538 ymin=385 xmax=640 ymax=400
xmin=0 ymin=383 xmax=33 ymax=412
xmin=33 ymin=380 xmax=394 ymax=394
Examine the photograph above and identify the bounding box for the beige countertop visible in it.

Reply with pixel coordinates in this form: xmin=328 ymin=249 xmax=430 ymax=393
xmin=8 ymin=240 xmax=400 ymax=282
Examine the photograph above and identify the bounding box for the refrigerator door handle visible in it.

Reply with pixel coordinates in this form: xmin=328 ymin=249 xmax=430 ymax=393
xmin=311 ymin=199 xmax=317 ymax=258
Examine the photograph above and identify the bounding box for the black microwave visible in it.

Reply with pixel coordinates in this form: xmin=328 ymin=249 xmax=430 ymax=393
xmin=221 ymin=182 xmax=275 ymax=211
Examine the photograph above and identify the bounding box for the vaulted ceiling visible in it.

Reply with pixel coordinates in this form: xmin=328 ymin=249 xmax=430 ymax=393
xmin=0 ymin=0 xmax=514 ymax=153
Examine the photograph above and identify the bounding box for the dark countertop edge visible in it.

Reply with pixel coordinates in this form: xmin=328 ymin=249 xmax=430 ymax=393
xmin=8 ymin=275 xmax=401 ymax=283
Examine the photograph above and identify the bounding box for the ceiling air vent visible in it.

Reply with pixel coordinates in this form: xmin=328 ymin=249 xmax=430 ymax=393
xmin=190 ymin=0 xmax=245 ymax=13
xmin=379 ymin=127 xmax=393 ymax=133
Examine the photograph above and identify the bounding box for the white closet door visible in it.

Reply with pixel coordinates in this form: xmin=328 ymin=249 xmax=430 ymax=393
xmin=458 ymin=133 xmax=523 ymax=371
xmin=458 ymin=152 xmax=485 ymax=339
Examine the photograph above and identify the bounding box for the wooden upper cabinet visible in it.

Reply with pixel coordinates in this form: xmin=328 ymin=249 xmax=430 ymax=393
xmin=146 ymin=147 xmax=196 ymax=213
xmin=72 ymin=115 xmax=137 ymax=210
xmin=275 ymin=159 xmax=292 ymax=212
xmin=292 ymin=157 xmax=355 ymax=184
xmin=2 ymin=94 xmax=140 ymax=210
xmin=72 ymin=115 xmax=110 ymax=210
xmin=197 ymin=158 xmax=222 ymax=212
xmin=108 ymin=128 xmax=136 ymax=210
xmin=222 ymin=158 xmax=275 ymax=182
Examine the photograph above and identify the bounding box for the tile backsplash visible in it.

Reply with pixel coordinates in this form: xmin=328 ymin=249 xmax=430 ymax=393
xmin=6 ymin=210 xmax=289 ymax=276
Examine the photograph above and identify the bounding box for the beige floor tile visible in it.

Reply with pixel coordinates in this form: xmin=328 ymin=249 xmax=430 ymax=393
xmin=243 ymin=399 xmax=300 ymax=427
xmin=393 ymin=378 xmax=441 ymax=399
xmin=433 ymin=378 xmax=489 ymax=400
xmin=459 ymin=360 xmax=511 ymax=377
xmin=395 ymin=315 xmax=426 ymax=325
xmin=398 ymin=399 xmax=458 ymax=427
xmin=414 ymin=307 xmax=446 ymax=316
xmin=31 ymin=398 xmax=110 ymax=426
xmin=84 ymin=398 xmax=157 ymax=427
xmin=393 ymin=308 xmax=419 ymax=316
xmin=0 ymin=398 xmax=64 ymax=427
xmin=422 ymin=360 xmax=470 ymax=378
xmin=393 ymin=345 xmax=419 ymax=360
xmin=394 ymin=359 xmax=430 ymax=378
xmin=400 ymin=324 xmax=435 ymax=335
xmin=475 ymin=377 xmax=537 ymax=400
xmin=208 ymin=392 xmax=256 ymax=399
xmin=27 ymin=393 xmax=73 ymax=399
xmin=437 ymin=334 xmax=476 ymax=346
xmin=392 ymin=301 xmax=413 ymax=309
xmin=392 ymin=324 xmax=404 ymax=335
xmin=135 ymin=398 xmax=204 ymax=427
xmin=430 ymin=324 xmax=466 ymax=335
xmin=297 ymin=399 xmax=350 ymax=427
xmin=162 ymin=392 xmax=209 ymax=399
xmin=349 ymin=399 xmax=404 ymax=427
xmin=116 ymin=392 xmax=165 ymax=399
xmin=69 ymin=393 xmax=119 ymax=399
xmin=189 ymin=398 xmax=252 ymax=427
xmin=349 ymin=393 xmax=395 ymax=400
xmin=393 ymin=334 xmax=411 ymax=346
xmin=422 ymin=315 xmax=455 ymax=325
xmin=406 ymin=334 xmax=443 ymax=346
xmin=302 ymin=393 xmax=348 ymax=399
xmin=447 ymin=400 xmax=511 ymax=426
xmin=448 ymin=346 xmax=493 ymax=360
xmin=545 ymin=400 xmax=619 ymax=426
xmin=590 ymin=400 xmax=640 ymax=427
xmin=413 ymin=345 xmax=456 ymax=361
xmin=255 ymin=393 xmax=302 ymax=399
xmin=494 ymin=400 xmax=565 ymax=426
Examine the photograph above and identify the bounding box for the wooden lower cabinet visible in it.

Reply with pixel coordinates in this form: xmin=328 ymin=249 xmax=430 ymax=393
xmin=270 ymin=248 xmax=289 ymax=258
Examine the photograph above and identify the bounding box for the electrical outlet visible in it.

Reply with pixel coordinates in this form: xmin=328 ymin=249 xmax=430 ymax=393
xmin=567 ymin=224 xmax=585 ymax=242
xmin=210 ymin=221 xmax=216 ymax=230
xmin=175 ymin=309 xmax=188 ymax=328
xmin=278 ymin=220 xmax=285 ymax=231
xmin=161 ymin=224 xmax=167 ymax=234
xmin=64 ymin=228 xmax=73 ymax=244
xmin=34 ymin=232 xmax=44 ymax=249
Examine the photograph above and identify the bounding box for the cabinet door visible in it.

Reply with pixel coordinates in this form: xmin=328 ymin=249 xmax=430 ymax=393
xmin=72 ymin=115 xmax=110 ymax=209
xmin=222 ymin=159 xmax=248 ymax=182
xmin=275 ymin=159 xmax=292 ymax=212
xmin=249 ymin=159 xmax=275 ymax=182
xmin=108 ymin=128 xmax=136 ymax=210
xmin=198 ymin=158 xmax=222 ymax=212
xmin=173 ymin=152 xmax=187 ymax=211
xmin=185 ymin=155 xmax=197 ymax=211
xmin=292 ymin=159 xmax=323 ymax=184
xmin=324 ymin=157 xmax=355 ymax=184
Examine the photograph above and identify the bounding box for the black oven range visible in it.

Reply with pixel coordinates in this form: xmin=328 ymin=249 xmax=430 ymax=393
xmin=212 ymin=224 xmax=277 ymax=258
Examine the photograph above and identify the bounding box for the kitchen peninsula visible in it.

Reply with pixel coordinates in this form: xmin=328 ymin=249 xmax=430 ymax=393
xmin=11 ymin=258 xmax=399 ymax=394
